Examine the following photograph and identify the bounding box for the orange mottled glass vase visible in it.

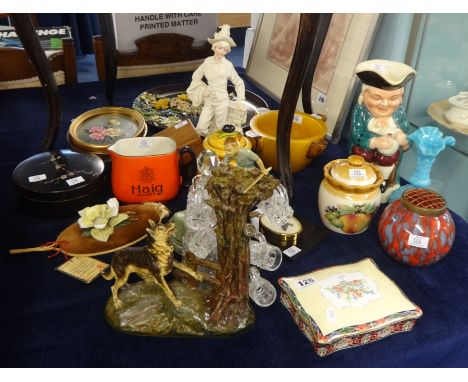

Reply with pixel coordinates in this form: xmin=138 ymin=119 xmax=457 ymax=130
xmin=378 ymin=188 xmax=455 ymax=266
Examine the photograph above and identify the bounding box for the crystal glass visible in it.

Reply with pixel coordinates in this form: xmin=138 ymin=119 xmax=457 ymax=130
xmin=185 ymin=181 xmax=216 ymax=230
xmin=248 ymin=266 xmax=277 ymax=307
xmin=185 ymin=227 xmax=217 ymax=260
xmin=244 ymin=223 xmax=258 ymax=238
xmin=249 ymin=234 xmax=282 ymax=271
xmin=197 ymin=149 xmax=219 ymax=177
xmin=183 ymin=152 xmax=219 ymax=260
xmin=256 ymin=184 xmax=294 ymax=227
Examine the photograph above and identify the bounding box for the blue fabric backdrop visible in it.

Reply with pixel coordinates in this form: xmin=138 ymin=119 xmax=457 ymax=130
xmin=0 ymin=70 xmax=467 ymax=367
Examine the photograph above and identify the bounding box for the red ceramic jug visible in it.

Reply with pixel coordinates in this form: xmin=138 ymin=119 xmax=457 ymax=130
xmin=108 ymin=137 xmax=196 ymax=203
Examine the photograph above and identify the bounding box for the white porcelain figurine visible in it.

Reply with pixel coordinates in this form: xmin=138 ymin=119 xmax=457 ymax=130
xmin=187 ymin=25 xmax=246 ymax=137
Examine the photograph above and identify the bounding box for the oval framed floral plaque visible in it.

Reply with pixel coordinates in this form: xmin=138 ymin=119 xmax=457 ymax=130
xmin=68 ymin=107 xmax=147 ymax=154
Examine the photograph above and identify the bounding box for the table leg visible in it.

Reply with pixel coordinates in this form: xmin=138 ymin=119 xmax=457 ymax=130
xmin=301 ymin=14 xmax=332 ymax=114
xmin=277 ymin=14 xmax=322 ymax=198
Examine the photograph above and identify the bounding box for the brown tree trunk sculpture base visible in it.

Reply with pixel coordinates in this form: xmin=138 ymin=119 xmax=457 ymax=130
xmin=105 ymin=165 xmax=278 ymax=336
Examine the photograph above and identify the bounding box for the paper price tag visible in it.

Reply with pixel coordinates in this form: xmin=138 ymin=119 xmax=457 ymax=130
xmin=296 ymin=276 xmax=316 ymax=290
xmin=174 ymin=120 xmax=188 ymax=129
xmin=408 ymin=233 xmax=429 ymax=249
xmin=66 ymin=176 xmax=85 ymax=186
xmin=293 ymin=114 xmax=303 ymax=124
xmin=372 ymin=63 xmax=386 ymax=72
xmin=326 ymin=308 xmax=337 ymax=322
xmin=349 ymin=169 xmax=367 ymax=179
xmin=283 ymin=246 xmax=302 ymax=258
xmin=317 ymin=92 xmax=327 ymax=105
xmin=28 ymin=174 xmax=47 ymax=183
xmin=138 ymin=139 xmax=151 ymax=147
xmin=246 ymin=130 xmax=261 ymax=138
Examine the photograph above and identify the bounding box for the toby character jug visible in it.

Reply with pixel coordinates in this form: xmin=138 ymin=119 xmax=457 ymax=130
xmin=108 ymin=137 xmax=196 ymax=203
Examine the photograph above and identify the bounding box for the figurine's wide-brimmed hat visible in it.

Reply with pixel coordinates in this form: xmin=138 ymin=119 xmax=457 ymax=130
xmin=208 ymin=24 xmax=237 ymax=48
xmin=356 ymin=59 xmax=416 ymax=90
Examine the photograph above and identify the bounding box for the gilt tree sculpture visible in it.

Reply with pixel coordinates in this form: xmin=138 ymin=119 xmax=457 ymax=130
xmin=205 ymin=164 xmax=278 ymax=330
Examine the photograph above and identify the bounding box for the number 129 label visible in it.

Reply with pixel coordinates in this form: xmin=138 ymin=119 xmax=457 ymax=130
xmin=296 ymin=277 xmax=316 ymax=290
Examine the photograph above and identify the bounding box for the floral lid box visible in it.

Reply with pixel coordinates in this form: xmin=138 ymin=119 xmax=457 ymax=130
xmin=278 ymin=258 xmax=422 ymax=357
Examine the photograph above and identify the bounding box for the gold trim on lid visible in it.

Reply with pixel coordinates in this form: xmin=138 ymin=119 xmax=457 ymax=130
xmin=266 ymin=235 xmax=298 ymax=247
xmin=68 ymin=107 xmax=147 ymax=153
xmin=324 ymin=155 xmax=383 ymax=193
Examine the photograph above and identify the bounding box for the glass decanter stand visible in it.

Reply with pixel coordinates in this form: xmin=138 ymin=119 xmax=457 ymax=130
xmin=256 ymin=183 xmax=294 ymax=227
xmin=184 ymin=150 xmax=219 ymax=260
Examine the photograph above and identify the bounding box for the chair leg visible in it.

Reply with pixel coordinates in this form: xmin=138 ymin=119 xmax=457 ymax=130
xmin=63 ymin=37 xmax=77 ymax=85
xmin=92 ymin=35 xmax=106 ymax=81
xmin=97 ymin=13 xmax=117 ymax=105
xmin=11 ymin=13 xmax=61 ymax=151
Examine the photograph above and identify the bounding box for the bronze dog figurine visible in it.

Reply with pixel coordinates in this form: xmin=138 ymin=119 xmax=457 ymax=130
xmin=103 ymin=220 xmax=203 ymax=309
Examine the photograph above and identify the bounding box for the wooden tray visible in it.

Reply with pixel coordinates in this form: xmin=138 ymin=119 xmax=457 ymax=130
xmin=10 ymin=203 xmax=169 ymax=257
xmin=153 ymin=119 xmax=203 ymax=166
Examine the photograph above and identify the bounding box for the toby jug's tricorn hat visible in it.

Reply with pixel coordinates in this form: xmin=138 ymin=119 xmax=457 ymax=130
xmin=356 ymin=59 xmax=416 ymax=90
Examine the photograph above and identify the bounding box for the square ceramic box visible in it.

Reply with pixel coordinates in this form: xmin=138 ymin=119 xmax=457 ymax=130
xmin=278 ymin=258 xmax=422 ymax=357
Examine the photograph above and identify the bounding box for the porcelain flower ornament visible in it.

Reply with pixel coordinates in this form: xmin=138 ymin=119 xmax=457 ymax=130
xmin=77 ymin=197 xmax=129 ymax=242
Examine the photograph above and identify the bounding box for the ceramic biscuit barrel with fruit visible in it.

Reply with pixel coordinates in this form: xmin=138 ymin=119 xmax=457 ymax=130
xmin=318 ymin=155 xmax=383 ymax=234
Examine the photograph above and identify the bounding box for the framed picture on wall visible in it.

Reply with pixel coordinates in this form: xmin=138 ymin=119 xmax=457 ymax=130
xmin=245 ymin=13 xmax=380 ymax=143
